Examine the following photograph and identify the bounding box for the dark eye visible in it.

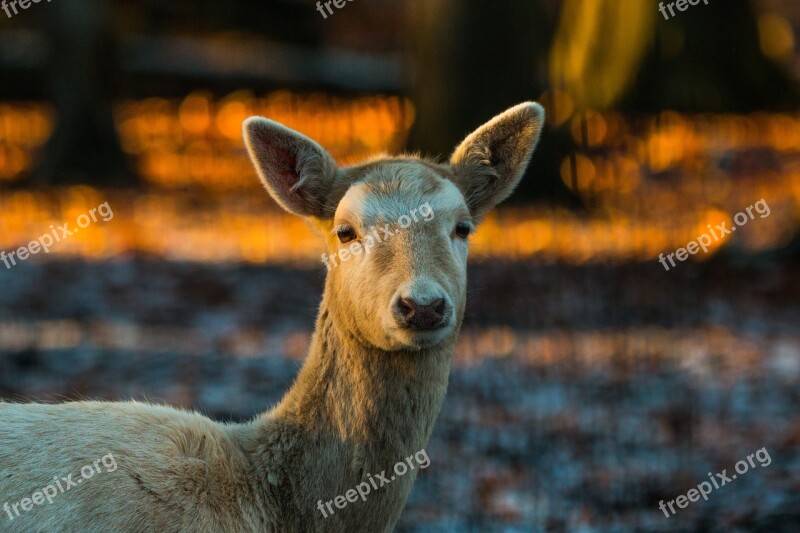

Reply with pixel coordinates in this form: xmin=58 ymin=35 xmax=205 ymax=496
xmin=336 ymin=225 xmax=357 ymax=244
xmin=454 ymin=222 xmax=472 ymax=239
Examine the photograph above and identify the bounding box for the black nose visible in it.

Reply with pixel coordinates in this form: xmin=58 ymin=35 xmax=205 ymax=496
xmin=395 ymin=297 xmax=447 ymax=330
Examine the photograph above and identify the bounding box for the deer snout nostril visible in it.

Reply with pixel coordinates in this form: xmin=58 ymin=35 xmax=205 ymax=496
xmin=397 ymin=297 xmax=416 ymax=320
xmin=395 ymin=296 xmax=447 ymax=330
xmin=432 ymin=298 xmax=445 ymax=316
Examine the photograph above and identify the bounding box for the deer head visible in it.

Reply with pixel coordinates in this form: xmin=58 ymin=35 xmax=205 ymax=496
xmin=244 ymin=102 xmax=544 ymax=352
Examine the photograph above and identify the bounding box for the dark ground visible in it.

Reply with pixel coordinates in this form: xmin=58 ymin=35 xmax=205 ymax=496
xmin=0 ymin=258 xmax=799 ymax=532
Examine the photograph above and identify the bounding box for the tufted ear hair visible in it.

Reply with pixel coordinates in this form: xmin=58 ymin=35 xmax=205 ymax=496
xmin=243 ymin=117 xmax=348 ymax=220
xmin=449 ymin=102 xmax=545 ymax=221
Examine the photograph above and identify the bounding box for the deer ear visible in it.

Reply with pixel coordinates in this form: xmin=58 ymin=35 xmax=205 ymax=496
xmin=449 ymin=102 xmax=545 ymax=221
xmin=243 ymin=117 xmax=343 ymax=219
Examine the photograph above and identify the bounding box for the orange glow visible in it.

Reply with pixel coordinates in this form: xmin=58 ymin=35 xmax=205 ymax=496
xmin=178 ymin=92 xmax=213 ymax=135
xmin=0 ymin=186 xmax=793 ymax=266
xmin=0 ymin=103 xmax=54 ymax=181
xmin=0 ymin=94 xmax=798 ymax=265
xmin=570 ymin=110 xmax=608 ymax=147
xmin=539 ymin=89 xmax=575 ymax=127
xmin=758 ymin=13 xmax=795 ymax=61
xmin=114 ymin=91 xmax=416 ymax=189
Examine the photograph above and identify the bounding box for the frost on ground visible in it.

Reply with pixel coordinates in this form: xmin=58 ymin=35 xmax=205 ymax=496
xmin=0 ymin=259 xmax=798 ymax=532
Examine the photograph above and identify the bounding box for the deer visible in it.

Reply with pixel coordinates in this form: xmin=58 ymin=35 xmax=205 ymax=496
xmin=0 ymin=102 xmax=544 ymax=532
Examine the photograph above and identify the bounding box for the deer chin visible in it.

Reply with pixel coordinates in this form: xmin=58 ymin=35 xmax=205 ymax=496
xmin=386 ymin=323 xmax=454 ymax=351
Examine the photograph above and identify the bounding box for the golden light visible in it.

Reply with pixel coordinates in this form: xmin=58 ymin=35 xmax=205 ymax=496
xmin=758 ymin=13 xmax=795 ymax=61
xmin=539 ymin=90 xmax=575 ymax=127
xmin=570 ymin=110 xmax=608 ymax=147
xmin=0 ymin=92 xmax=798 ymax=266
xmin=560 ymin=154 xmax=596 ymax=193
xmin=0 ymin=103 xmax=54 ymax=181
xmin=550 ymin=0 xmax=656 ymax=110
xmin=114 ymin=91 xmax=416 ymax=190
xmin=216 ymin=95 xmax=251 ymax=141
xmin=178 ymin=92 xmax=213 ymax=135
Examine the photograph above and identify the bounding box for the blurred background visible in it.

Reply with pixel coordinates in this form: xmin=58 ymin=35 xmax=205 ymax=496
xmin=1 ymin=0 xmax=799 ymax=531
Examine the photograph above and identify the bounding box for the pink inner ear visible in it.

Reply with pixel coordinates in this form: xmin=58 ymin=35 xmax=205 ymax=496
xmin=270 ymin=145 xmax=301 ymax=191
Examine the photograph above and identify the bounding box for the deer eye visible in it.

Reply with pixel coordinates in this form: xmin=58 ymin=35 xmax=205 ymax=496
xmin=336 ymin=225 xmax=357 ymax=244
xmin=454 ymin=222 xmax=473 ymax=239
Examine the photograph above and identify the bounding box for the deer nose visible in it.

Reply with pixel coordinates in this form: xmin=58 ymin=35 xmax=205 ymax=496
xmin=395 ymin=296 xmax=447 ymax=330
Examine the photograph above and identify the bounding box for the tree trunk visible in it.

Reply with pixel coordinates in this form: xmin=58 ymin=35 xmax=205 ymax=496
xmin=404 ymin=0 xmax=582 ymax=207
xmin=31 ymin=0 xmax=136 ymax=186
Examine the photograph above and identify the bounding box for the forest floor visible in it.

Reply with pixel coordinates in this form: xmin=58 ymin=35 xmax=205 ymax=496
xmin=0 ymin=257 xmax=798 ymax=532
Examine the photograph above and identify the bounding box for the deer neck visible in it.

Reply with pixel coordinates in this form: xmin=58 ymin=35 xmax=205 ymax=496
xmin=247 ymin=288 xmax=455 ymax=528
xmin=273 ymin=289 xmax=454 ymax=456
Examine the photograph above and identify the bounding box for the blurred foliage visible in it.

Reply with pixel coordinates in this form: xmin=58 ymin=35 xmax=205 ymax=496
xmin=550 ymin=0 xmax=656 ymax=110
